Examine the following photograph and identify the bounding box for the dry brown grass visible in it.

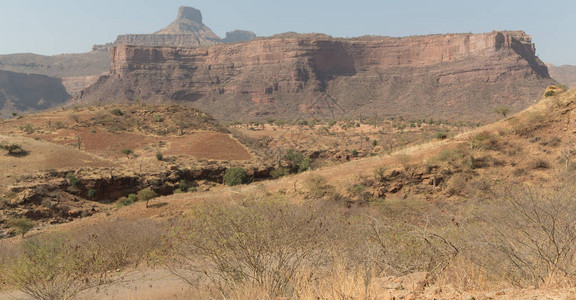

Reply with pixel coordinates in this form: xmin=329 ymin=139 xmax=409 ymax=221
xmin=4 ymin=90 xmax=576 ymax=299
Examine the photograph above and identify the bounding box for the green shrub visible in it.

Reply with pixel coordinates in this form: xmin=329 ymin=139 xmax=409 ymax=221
xmin=156 ymin=152 xmax=163 ymax=161
xmin=116 ymin=197 xmax=132 ymax=207
xmin=283 ymin=149 xmax=311 ymax=173
xmin=128 ymin=193 xmax=137 ymax=202
xmin=352 ymin=149 xmax=359 ymax=157
xmin=20 ymin=124 xmax=34 ymax=134
xmin=224 ymin=167 xmax=249 ymax=186
xmin=434 ymin=132 xmax=448 ymax=139
xmin=66 ymin=172 xmax=79 ymax=187
xmin=0 ymin=143 xmax=23 ymax=154
xmin=153 ymin=114 xmax=164 ymax=122
xmin=110 ymin=108 xmax=124 ymax=116
xmin=121 ymin=149 xmax=134 ymax=159
xmin=87 ymin=189 xmax=97 ymax=199
xmin=493 ymin=106 xmax=511 ymax=117
xmin=271 ymin=167 xmax=290 ymax=178
xmin=544 ymin=90 xmax=555 ymax=97
xmin=137 ymin=188 xmax=158 ymax=208
xmin=178 ymin=180 xmax=188 ymax=192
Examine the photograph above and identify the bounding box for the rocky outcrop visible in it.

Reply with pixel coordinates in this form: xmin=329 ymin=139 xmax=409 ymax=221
xmin=92 ymin=6 xmax=256 ymax=52
xmin=0 ymin=70 xmax=70 ymax=116
xmin=78 ymin=31 xmax=554 ymax=121
xmin=223 ymin=30 xmax=257 ymax=43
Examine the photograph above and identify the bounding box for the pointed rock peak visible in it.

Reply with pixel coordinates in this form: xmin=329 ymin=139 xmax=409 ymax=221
xmin=177 ymin=6 xmax=202 ymax=24
xmin=154 ymin=6 xmax=220 ymax=39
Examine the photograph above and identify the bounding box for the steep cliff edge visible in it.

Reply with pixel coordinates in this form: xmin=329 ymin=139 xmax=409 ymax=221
xmin=0 ymin=70 xmax=70 ymax=116
xmin=78 ymin=31 xmax=554 ymax=121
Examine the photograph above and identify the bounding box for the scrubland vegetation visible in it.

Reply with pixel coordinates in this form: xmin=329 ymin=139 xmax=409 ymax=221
xmin=1 ymin=88 xmax=576 ymax=299
xmin=3 ymin=173 xmax=576 ymax=299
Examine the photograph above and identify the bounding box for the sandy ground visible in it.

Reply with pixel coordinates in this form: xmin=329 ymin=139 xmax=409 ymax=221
xmin=0 ymin=134 xmax=114 ymax=185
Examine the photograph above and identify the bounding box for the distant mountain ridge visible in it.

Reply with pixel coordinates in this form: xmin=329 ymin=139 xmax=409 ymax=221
xmin=0 ymin=52 xmax=109 ymax=78
xmin=547 ymin=64 xmax=576 ymax=88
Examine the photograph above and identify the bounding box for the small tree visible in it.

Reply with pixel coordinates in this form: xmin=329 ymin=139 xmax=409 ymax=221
xmin=223 ymin=167 xmax=249 ymax=186
xmin=137 ymin=188 xmax=158 ymax=208
xmin=121 ymin=149 xmax=134 ymax=159
xmin=283 ymin=149 xmax=311 ymax=173
xmin=7 ymin=217 xmax=34 ymax=237
xmin=0 ymin=144 xmax=23 ymax=154
xmin=156 ymin=152 xmax=163 ymax=161
xmin=493 ymin=106 xmax=511 ymax=117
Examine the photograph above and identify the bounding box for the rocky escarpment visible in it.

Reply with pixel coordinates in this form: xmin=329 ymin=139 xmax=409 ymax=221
xmin=0 ymin=52 xmax=110 ymax=97
xmin=78 ymin=31 xmax=554 ymax=122
xmin=0 ymin=70 xmax=70 ymax=116
xmin=92 ymin=6 xmax=256 ymax=52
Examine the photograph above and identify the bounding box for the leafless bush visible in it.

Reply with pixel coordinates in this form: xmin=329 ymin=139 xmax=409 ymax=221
xmin=163 ymin=198 xmax=333 ymax=297
xmin=367 ymin=215 xmax=459 ymax=278
xmin=0 ymin=242 xmax=20 ymax=292
xmin=3 ymin=234 xmax=108 ymax=300
xmin=472 ymin=185 xmax=576 ymax=287
xmin=527 ymin=158 xmax=550 ymax=170
xmin=445 ymin=173 xmax=468 ymax=196
xmin=72 ymin=219 xmax=165 ymax=270
xmin=304 ymin=174 xmax=333 ymax=199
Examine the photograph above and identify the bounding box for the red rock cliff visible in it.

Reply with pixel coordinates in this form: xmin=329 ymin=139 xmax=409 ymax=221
xmin=78 ymin=31 xmax=553 ymax=121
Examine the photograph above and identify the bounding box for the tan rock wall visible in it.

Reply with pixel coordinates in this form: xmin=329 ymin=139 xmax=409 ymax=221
xmin=79 ymin=31 xmax=553 ymax=121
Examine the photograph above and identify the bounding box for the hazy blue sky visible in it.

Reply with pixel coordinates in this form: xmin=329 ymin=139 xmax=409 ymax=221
xmin=1 ymin=0 xmax=575 ymax=65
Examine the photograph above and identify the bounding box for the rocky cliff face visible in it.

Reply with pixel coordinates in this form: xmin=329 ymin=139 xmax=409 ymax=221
xmin=78 ymin=31 xmax=553 ymax=121
xmin=0 ymin=52 xmax=110 ymax=97
xmin=0 ymin=70 xmax=70 ymax=116
xmin=92 ymin=6 xmax=256 ymax=52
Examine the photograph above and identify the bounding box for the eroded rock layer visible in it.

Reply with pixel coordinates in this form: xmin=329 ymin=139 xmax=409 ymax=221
xmin=78 ymin=31 xmax=554 ymax=121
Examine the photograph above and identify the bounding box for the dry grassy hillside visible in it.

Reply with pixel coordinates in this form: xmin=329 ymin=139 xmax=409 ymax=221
xmin=3 ymin=87 xmax=576 ymax=299
xmin=0 ymin=105 xmax=272 ymax=236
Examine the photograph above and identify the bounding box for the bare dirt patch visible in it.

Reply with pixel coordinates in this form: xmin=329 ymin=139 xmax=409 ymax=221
xmin=0 ymin=135 xmax=113 ymax=185
xmin=41 ymin=129 xmax=251 ymax=161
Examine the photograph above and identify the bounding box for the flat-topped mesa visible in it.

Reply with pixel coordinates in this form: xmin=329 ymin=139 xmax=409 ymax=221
xmin=223 ymin=30 xmax=258 ymax=43
xmin=92 ymin=6 xmax=256 ymax=51
xmin=176 ymin=6 xmax=203 ymax=24
xmin=79 ymin=30 xmax=553 ymax=122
